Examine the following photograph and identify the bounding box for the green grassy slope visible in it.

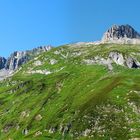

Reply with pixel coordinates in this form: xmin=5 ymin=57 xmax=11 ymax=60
xmin=0 ymin=44 xmax=140 ymax=140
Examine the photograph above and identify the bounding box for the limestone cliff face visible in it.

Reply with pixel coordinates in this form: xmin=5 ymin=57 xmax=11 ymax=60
xmin=5 ymin=51 xmax=28 ymax=70
xmin=1 ymin=46 xmax=52 ymax=71
xmin=102 ymin=25 xmax=140 ymax=44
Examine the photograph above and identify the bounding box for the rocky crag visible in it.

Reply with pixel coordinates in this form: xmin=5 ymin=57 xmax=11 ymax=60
xmin=102 ymin=24 xmax=140 ymax=44
xmin=5 ymin=46 xmax=51 ymax=70
xmin=0 ymin=46 xmax=52 ymax=80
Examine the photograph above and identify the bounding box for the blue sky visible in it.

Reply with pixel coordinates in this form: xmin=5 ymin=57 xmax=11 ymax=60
xmin=0 ymin=0 xmax=140 ymax=57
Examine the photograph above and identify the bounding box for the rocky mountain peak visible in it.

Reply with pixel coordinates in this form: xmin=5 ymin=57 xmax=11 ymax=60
xmin=102 ymin=24 xmax=140 ymax=43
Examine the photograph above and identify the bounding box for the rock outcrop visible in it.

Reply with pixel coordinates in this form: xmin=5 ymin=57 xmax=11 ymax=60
xmin=5 ymin=51 xmax=28 ymax=70
xmin=0 ymin=46 xmax=52 ymax=80
xmin=84 ymin=51 xmax=140 ymax=70
xmin=109 ymin=52 xmax=140 ymax=68
xmin=0 ymin=57 xmax=6 ymax=69
xmin=102 ymin=24 xmax=140 ymax=44
xmin=3 ymin=46 xmax=52 ymax=71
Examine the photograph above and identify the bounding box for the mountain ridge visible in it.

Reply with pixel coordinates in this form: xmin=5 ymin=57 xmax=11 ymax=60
xmin=0 ymin=46 xmax=52 ymax=80
xmin=1 ymin=24 xmax=139 ymax=66
xmin=0 ymin=46 xmax=52 ymax=71
xmin=1 ymin=24 xmax=140 ymax=81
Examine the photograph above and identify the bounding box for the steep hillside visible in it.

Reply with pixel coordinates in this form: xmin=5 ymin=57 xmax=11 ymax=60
xmin=0 ymin=43 xmax=140 ymax=140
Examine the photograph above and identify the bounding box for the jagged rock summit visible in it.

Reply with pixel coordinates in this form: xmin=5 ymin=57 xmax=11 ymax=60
xmin=71 ymin=24 xmax=140 ymax=45
xmin=102 ymin=24 xmax=140 ymax=44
